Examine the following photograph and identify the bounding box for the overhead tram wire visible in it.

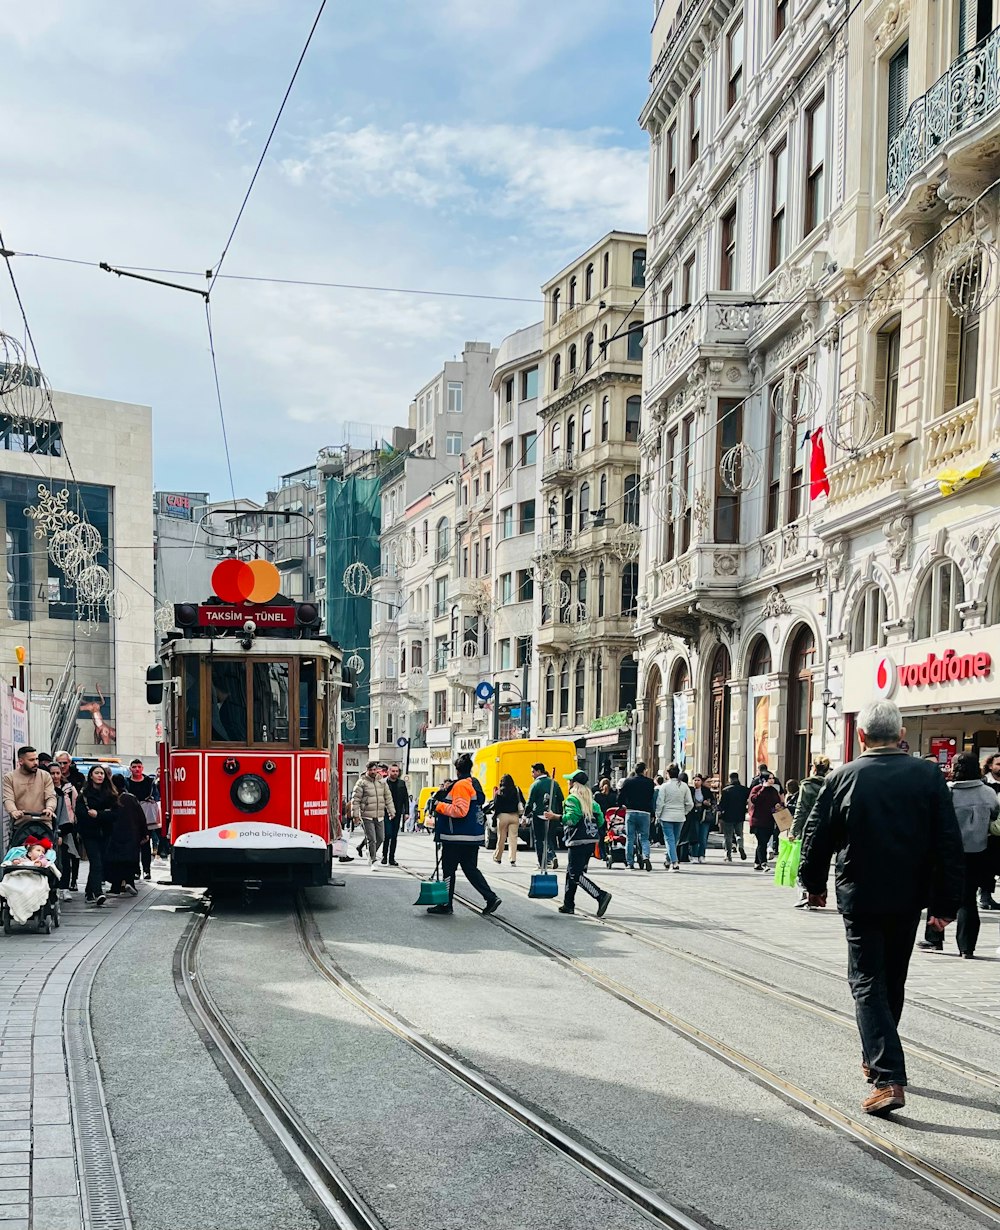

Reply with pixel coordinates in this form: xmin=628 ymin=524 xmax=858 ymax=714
xmin=204 ymin=301 xmax=237 ymax=507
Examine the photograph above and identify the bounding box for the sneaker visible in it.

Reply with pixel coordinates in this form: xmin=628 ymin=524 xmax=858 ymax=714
xmin=125 ymin=884 xmax=139 ymax=896
xmin=143 ymin=873 xmax=152 ymax=881
xmin=551 ymin=857 xmax=558 ymax=870
xmin=482 ymin=896 xmax=502 ymax=916
xmin=672 ymin=863 xmax=680 ymax=872
xmin=388 ymin=860 xmax=399 ymax=867
xmin=338 ymin=855 xmax=355 ymax=863
xmin=381 ymin=858 xmax=388 ymax=865
xmin=794 ymin=897 xmax=809 ymax=909
xmin=739 ymin=849 xmax=747 ymax=861
xmin=644 ymin=858 xmax=652 ymax=872
xmin=916 ymin=940 xmax=943 ymax=952
xmin=558 ymin=904 xmax=575 ymax=914
xmin=426 ymin=904 xmax=453 ymax=915
xmin=369 ymin=860 xmax=379 ymax=871
xmin=862 ymin=1084 xmax=905 ymax=1116
xmin=95 ymin=893 xmax=106 ymax=907
xmin=596 ymin=891 xmax=612 ymax=919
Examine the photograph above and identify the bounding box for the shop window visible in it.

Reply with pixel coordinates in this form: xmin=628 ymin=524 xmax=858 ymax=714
xmin=915 ymin=559 xmax=965 ymax=639
xmin=851 ymin=585 xmax=888 ymax=651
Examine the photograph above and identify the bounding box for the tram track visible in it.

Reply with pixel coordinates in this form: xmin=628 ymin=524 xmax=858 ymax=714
xmin=173 ymin=902 xmax=385 ymax=1230
xmin=394 ymin=861 xmax=1000 ymax=1228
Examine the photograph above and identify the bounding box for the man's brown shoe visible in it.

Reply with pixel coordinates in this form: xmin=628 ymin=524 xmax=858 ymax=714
xmin=862 ymin=1084 xmax=905 ymax=1116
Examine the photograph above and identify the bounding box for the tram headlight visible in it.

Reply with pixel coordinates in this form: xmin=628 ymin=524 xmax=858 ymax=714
xmin=230 ymin=773 xmax=269 ymax=813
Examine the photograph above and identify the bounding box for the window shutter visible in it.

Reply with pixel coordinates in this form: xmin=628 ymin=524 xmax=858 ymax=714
xmin=958 ymin=0 xmax=972 ymax=53
xmin=873 ymin=332 xmax=890 ymax=437
xmin=887 ymin=44 xmax=909 ymax=147
xmin=943 ymin=307 xmax=962 ymax=410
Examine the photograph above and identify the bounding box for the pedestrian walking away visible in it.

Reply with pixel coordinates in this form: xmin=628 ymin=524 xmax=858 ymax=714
xmin=75 ymin=765 xmax=119 ymax=906
xmin=799 ymin=699 xmax=964 ymax=1116
xmin=654 ymin=765 xmax=692 ymax=869
xmin=916 ymin=752 xmax=998 ymax=958
xmin=104 ymin=789 xmax=146 ymax=897
xmin=689 ymin=773 xmax=716 ymax=863
xmin=49 ymin=762 xmax=80 ymax=900
xmin=524 ymin=763 xmax=562 ymax=870
xmin=558 ymin=772 xmax=611 ymax=917
xmin=619 ymin=761 xmax=655 ymax=871
xmin=352 ymin=762 xmax=393 ymax=867
xmin=748 ymin=773 xmax=782 ymax=870
xmin=790 ymin=756 xmax=831 ymax=907
xmin=980 ymin=752 xmax=1000 ymax=910
xmin=428 ymin=754 xmax=501 ymax=917
xmin=718 ymin=772 xmax=749 ymax=862
xmin=383 ymin=764 xmax=410 ymax=866
xmin=491 ymin=773 xmax=525 ymax=866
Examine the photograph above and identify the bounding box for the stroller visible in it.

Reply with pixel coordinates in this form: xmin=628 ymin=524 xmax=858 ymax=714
xmin=603 ymin=807 xmax=629 ymax=869
xmin=0 ymin=816 xmax=61 ymax=936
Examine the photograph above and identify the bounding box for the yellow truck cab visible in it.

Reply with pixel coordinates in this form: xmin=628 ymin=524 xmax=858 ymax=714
xmin=472 ymin=739 xmax=579 ymax=849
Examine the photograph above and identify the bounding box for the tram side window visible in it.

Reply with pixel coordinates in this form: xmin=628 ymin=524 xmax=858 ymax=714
xmin=254 ymin=661 xmax=290 ymax=743
xmin=182 ymin=657 xmax=200 ymax=747
xmin=299 ymin=659 xmax=318 ymax=748
xmin=211 ymin=661 xmax=248 ymax=743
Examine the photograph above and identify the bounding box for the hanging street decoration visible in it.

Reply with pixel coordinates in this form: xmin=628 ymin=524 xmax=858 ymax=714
xmin=346 ymin=652 xmax=366 ymax=675
xmin=612 ymin=522 xmax=641 ymax=562
xmin=825 ymin=388 xmax=879 ymax=456
xmin=769 ymin=368 xmax=821 ymax=426
xmin=0 ymin=332 xmax=28 ymax=395
xmin=342 ymin=561 xmax=373 ymax=596
xmin=944 ymin=237 xmax=998 ymax=318
xmin=720 ymin=441 xmax=763 ymax=494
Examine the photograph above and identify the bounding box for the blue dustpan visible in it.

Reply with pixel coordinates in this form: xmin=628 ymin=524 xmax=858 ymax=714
xmin=528 ymin=872 xmax=558 ymax=899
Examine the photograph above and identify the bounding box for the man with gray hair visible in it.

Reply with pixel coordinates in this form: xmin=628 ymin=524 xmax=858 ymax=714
xmin=799 ymin=699 xmax=964 ymax=1117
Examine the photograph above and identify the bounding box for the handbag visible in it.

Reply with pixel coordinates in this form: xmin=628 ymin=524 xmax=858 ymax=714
xmin=772 ymin=806 xmax=794 ymax=833
xmin=140 ymin=800 xmax=161 ymax=831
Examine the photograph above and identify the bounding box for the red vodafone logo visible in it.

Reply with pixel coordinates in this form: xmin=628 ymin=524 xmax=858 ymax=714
xmin=874 ymin=655 xmax=898 ymax=698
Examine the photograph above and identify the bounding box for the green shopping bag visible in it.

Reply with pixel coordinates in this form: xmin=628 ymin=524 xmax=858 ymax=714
xmin=773 ymin=835 xmax=801 ymax=887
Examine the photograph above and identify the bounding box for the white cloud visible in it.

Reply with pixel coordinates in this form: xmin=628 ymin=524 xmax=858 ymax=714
xmin=282 ymin=122 xmax=647 ymax=239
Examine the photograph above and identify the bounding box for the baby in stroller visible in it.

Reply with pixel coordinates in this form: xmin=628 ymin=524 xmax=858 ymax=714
xmin=0 ymin=827 xmax=61 ymax=934
xmin=603 ymin=806 xmax=628 ymax=868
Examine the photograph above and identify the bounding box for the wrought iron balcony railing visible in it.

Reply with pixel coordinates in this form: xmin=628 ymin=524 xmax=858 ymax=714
xmin=888 ymin=28 xmax=1000 ymax=201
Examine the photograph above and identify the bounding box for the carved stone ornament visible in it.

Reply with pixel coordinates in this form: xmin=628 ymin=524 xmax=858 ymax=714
xmin=871 ymin=0 xmax=910 ymax=60
xmin=761 ymin=587 xmax=792 ymax=618
xmin=960 ymin=521 xmax=999 ymax=567
xmin=865 ymin=261 xmax=904 ymax=323
xmin=693 ymin=488 xmax=710 ymax=535
xmin=825 ymin=536 xmax=848 ymax=590
xmin=726 ymin=365 xmax=742 ymax=383
xmin=882 ymin=514 xmax=912 ymax=574
xmin=762 ymin=539 xmax=778 ymax=568
xmin=714 ymin=550 xmax=740 ymax=576
xmin=782 ymin=522 xmax=801 ymax=557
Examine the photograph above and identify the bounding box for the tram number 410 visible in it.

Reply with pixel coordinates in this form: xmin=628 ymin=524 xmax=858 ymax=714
xmin=314 ymin=767 xmax=329 ymax=784
xmin=173 ymin=767 xmax=187 ymax=782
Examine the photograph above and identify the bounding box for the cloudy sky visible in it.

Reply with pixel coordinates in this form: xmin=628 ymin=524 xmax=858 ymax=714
xmin=2 ymin=0 xmax=650 ymax=496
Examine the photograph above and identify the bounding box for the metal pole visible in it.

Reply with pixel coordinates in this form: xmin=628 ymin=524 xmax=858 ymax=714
xmin=522 ymin=658 xmax=530 ymax=735
xmin=492 ymin=679 xmax=500 ymax=743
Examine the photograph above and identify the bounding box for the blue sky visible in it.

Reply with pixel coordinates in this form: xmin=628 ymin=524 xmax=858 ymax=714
xmin=1 ymin=0 xmax=650 ymax=496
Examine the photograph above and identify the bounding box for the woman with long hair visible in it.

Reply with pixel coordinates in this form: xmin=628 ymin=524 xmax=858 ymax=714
xmin=491 ymin=773 xmax=524 ymax=867
xmin=74 ymin=765 xmax=119 ymax=906
xmin=50 ymin=763 xmax=80 ymax=900
xmin=688 ymin=773 xmax=716 ymax=864
xmin=104 ymin=790 xmax=147 ymax=897
xmin=748 ymin=772 xmax=782 ymax=872
xmin=559 ymin=771 xmax=611 ymax=917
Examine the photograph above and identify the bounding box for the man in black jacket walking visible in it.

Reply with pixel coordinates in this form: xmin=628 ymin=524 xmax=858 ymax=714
xmin=619 ymin=762 xmax=656 ymax=871
xmin=383 ymin=764 xmax=410 ymax=867
xmin=800 ymin=700 xmax=964 ymax=1116
xmin=718 ymin=772 xmax=749 ymax=862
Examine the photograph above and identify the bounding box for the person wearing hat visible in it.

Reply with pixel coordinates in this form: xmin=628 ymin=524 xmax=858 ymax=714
xmin=559 ymin=771 xmax=612 ymax=917
xmin=428 ymin=753 xmax=502 ymax=916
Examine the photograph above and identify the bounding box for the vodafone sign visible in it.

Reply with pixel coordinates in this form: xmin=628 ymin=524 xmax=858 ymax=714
xmin=874 ymin=649 xmax=992 ymax=698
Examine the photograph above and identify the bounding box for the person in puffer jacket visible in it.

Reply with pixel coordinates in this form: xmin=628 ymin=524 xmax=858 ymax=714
xmin=428 ymin=754 xmax=501 ymax=917
xmin=559 ymin=771 xmax=612 ymax=918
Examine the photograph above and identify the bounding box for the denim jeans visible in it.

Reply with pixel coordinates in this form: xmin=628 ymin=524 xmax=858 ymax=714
xmin=625 ymin=811 xmax=651 ymax=866
xmin=532 ymin=816 xmax=558 ymax=867
xmin=662 ymin=820 xmax=682 ymax=864
xmin=691 ymin=819 xmax=712 ymax=859
xmin=843 ymin=911 xmax=920 ymax=1086
xmin=723 ymin=822 xmax=745 ymax=858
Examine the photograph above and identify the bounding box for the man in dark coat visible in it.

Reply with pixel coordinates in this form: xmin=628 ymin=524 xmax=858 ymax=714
xmin=718 ymin=772 xmax=750 ymax=861
xmin=383 ymin=764 xmax=410 ymax=867
xmin=800 ymin=700 xmax=964 ymax=1117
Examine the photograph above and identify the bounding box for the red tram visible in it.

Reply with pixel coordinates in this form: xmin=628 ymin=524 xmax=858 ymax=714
xmin=150 ymin=564 xmax=346 ymax=889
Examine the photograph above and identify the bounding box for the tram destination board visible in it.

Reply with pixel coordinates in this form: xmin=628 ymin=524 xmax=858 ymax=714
xmin=194 ymin=603 xmax=297 ymax=627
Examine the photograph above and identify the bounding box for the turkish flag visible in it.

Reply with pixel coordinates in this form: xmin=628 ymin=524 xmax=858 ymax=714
xmin=810 ymin=427 xmax=830 ymax=500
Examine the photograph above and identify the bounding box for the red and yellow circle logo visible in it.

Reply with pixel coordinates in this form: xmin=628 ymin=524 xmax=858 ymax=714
xmin=212 ymin=559 xmax=281 ymax=605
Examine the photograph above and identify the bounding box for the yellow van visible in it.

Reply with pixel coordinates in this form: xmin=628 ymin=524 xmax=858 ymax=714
xmin=472 ymin=739 xmax=579 ymax=849
xmin=417 ymin=786 xmax=437 ymax=828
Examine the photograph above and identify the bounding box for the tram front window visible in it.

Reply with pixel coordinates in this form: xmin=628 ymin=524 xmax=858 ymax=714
xmin=254 ymin=661 xmax=290 ymax=743
xmin=299 ymin=659 xmax=318 ymax=747
xmin=182 ymin=657 xmax=200 ymax=747
xmin=211 ymin=661 xmax=247 ymax=743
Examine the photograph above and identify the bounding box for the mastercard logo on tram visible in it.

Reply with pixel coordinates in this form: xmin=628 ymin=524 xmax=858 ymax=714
xmin=218 ymin=829 xmax=239 ymax=840
xmin=212 ymin=558 xmax=281 ymax=605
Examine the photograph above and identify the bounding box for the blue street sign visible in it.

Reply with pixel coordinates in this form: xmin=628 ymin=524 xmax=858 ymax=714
xmin=396 ymin=737 xmax=410 ymax=748
xmin=475 ymin=681 xmax=495 ymax=702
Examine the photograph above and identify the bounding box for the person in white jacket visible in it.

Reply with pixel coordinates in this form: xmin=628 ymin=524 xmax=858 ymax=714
xmin=655 ymin=765 xmax=693 ymax=871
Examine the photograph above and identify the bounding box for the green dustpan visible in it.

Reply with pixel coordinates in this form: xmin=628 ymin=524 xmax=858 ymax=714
xmin=415 ymin=845 xmax=449 ymax=906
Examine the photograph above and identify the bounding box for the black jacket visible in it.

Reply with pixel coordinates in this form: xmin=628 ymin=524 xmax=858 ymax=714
xmin=618 ymin=773 xmax=655 ymax=814
xmin=386 ymin=776 xmax=409 ymax=820
xmin=718 ymin=783 xmax=750 ymax=824
xmin=799 ymin=749 xmax=964 ymax=917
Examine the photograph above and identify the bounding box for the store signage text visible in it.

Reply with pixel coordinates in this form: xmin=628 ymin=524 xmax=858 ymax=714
xmin=197 ymin=604 xmax=296 ymax=627
xmin=876 ymin=650 xmax=992 ymax=695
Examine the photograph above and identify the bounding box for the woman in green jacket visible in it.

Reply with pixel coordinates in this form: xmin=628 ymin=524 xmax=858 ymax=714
xmin=558 ymin=772 xmax=612 ymax=918
xmin=791 ymin=755 xmax=831 ymax=909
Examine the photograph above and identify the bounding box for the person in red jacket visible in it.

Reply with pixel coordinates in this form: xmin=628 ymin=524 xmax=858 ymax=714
xmin=429 ymin=754 xmax=501 ymax=917
xmin=748 ymin=773 xmax=782 ymax=871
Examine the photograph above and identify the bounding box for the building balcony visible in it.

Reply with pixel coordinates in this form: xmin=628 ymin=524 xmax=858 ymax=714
xmin=535 ymin=530 xmax=573 ymax=556
xmin=446 ymin=654 xmax=485 ymax=687
xmin=888 ymin=28 xmax=1000 ymax=206
xmin=541 ymin=449 xmax=576 ymax=485
xmin=921 ymin=399 xmax=981 ymax=475
xmin=825 ymin=431 xmax=912 ymax=509
xmin=647 ymin=292 xmax=755 ymax=401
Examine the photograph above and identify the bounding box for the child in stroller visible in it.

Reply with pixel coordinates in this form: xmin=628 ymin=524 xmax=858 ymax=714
xmin=0 ymin=822 xmax=61 ymax=935
xmin=603 ymin=806 xmax=628 ymax=868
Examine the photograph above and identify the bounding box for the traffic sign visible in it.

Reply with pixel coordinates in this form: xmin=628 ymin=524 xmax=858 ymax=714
xmin=475 ymin=682 xmax=495 ymax=702
xmin=396 ymin=737 xmax=410 ymax=748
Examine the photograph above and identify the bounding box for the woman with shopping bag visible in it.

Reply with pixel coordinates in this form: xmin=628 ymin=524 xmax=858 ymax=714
xmin=788 ymin=757 xmax=831 ymax=907
xmin=748 ymin=773 xmax=783 ymax=872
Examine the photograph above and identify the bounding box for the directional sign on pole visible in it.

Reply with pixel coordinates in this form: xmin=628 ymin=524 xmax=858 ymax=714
xmin=475 ymin=681 xmax=495 ymax=703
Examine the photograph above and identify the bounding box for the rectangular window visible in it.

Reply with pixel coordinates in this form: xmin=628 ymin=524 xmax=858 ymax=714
xmin=516 ymin=636 xmax=531 ymax=667
xmin=473 ymin=541 xmax=480 ymax=577
xmin=720 ymin=205 xmax=737 ymax=290
xmin=682 ymin=253 xmax=697 ymax=304
xmin=484 ymin=536 xmax=491 ymax=573
xmin=715 ymin=398 xmax=742 ymax=542
xmin=776 ymin=0 xmax=788 ymax=37
xmin=211 ymin=661 xmax=247 ymax=743
xmin=434 ymin=577 xmax=448 ymax=617
xmin=727 ymin=18 xmax=744 ymax=111
xmin=689 ymin=83 xmax=702 ymax=165
xmin=501 ymin=440 xmax=513 ymax=476
xmin=887 ymin=43 xmax=909 ymax=154
xmin=501 ymin=507 xmax=514 ymax=539
xmin=500 ymin=573 xmax=513 ymax=604
xmin=804 ymin=94 xmax=826 ymax=235
xmin=0 ymin=416 xmax=63 ymax=456
xmin=447 ymin=382 xmax=463 ymax=412
xmin=520 ymin=431 xmax=537 ymax=466
xmin=499 ymin=639 xmax=512 ymax=670
xmin=446 ymin=431 xmax=463 ymax=456
xmin=516 ymin=569 xmax=534 ymax=602
xmin=666 ymin=124 xmax=677 ymax=197
xmin=434 ymin=636 xmax=449 ymax=671
xmin=769 ymin=139 xmax=788 ymax=271
xmin=433 ymin=691 xmax=448 ymax=725
xmin=625 ymin=396 xmax=641 ymax=443
xmin=600 ymin=398 xmax=610 ymax=443
xmin=518 ymin=499 xmax=535 ymax=534
xmin=788 ymin=414 xmax=807 ymax=524
xmin=666 ymin=428 xmax=678 ymax=559
xmin=521 ymin=367 xmax=538 ymax=400
xmin=766 ymin=399 xmax=782 ymax=533
xmin=680 ymin=415 xmax=694 ymax=552
xmin=874 ymin=322 xmax=901 ymax=434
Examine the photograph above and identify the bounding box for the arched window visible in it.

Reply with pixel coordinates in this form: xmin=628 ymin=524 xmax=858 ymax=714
xmin=559 ymin=661 xmax=570 ymax=725
xmin=569 ymin=275 xmax=577 ymax=308
xmin=598 ymin=562 xmax=606 ymax=616
xmin=585 ymin=263 xmax=595 ymax=299
xmin=551 ymin=421 xmax=561 ymax=452
xmin=595 ymin=652 xmax=605 ymax=715
xmin=625 ymin=395 xmax=641 ymax=442
xmin=915 ymin=559 xmax=965 ymax=639
xmin=619 ymin=656 xmax=638 ymax=709
xmin=578 ymin=482 xmax=590 ymax=531
xmin=670 ymin=659 xmax=690 ymax=694
xmin=559 ymin=568 xmax=573 ymax=623
xmin=568 ymin=343 xmax=578 ymax=373
xmin=545 ymin=665 xmax=555 ymax=725
xmin=584 ymin=333 xmax=594 ymax=370
xmin=563 ymin=492 xmax=574 ymax=535
xmin=581 ymin=403 xmax=593 ymax=450
xmin=577 ymin=567 xmax=588 ymax=606
xmin=852 ymin=585 xmax=888 ymax=651
xmin=552 ymin=288 xmax=561 ymax=324
xmin=632 ymin=249 xmax=647 ymax=287
xmin=621 ymin=562 xmax=638 ymax=615
xmin=627 ymin=322 xmax=643 ymax=362
xmin=435 ymin=517 xmax=450 ymax=562
xmin=786 ymin=625 xmax=816 ymax=783
xmin=603 ymin=251 xmax=610 ymax=287
xmin=624 ymin=474 xmax=640 ymax=525
xmin=552 ymin=354 xmax=562 ymax=390
xmin=643 ymin=664 xmax=663 ymax=770
xmin=566 ymin=416 xmax=576 ymax=456
xmin=748 ymin=635 xmax=772 ymax=677
xmin=601 ymin=396 xmax=611 ymax=442
xmin=574 ymin=658 xmax=586 ymax=724
xmin=599 ymin=473 xmax=608 ymax=508
xmin=707 ymin=646 xmax=732 ymax=780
